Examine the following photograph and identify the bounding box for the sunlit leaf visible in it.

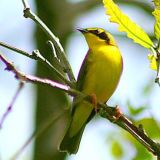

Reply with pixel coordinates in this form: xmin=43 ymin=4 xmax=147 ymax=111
xmin=135 ymin=118 xmax=160 ymax=138
xmin=152 ymin=9 xmax=160 ymax=40
xmin=148 ymin=53 xmax=157 ymax=70
xmin=111 ymin=141 xmax=123 ymax=158
xmin=133 ymin=146 xmax=153 ymax=160
xmin=153 ymin=0 xmax=160 ymax=9
xmin=142 ymin=79 xmax=154 ymax=96
xmin=103 ymin=0 xmax=153 ymax=48
xmin=128 ymin=104 xmax=146 ymax=116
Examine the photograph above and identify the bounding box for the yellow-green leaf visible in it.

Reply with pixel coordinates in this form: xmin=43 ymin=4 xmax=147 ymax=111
xmin=103 ymin=0 xmax=153 ymax=49
xmin=152 ymin=9 xmax=160 ymax=40
xmin=111 ymin=141 xmax=123 ymax=158
xmin=148 ymin=53 xmax=157 ymax=70
xmin=153 ymin=0 xmax=160 ymax=9
xmin=135 ymin=118 xmax=160 ymax=138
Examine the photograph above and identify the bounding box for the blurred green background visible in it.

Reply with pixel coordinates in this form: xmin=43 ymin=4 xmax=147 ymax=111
xmin=0 ymin=0 xmax=160 ymax=160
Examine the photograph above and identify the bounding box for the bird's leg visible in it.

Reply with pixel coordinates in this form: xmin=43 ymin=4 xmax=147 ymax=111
xmin=113 ymin=105 xmax=122 ymax=121
xmin=89 ymin=93 xmax=98 ymax=113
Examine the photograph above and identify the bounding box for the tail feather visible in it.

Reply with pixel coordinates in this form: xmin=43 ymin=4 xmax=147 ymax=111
xmin=59 ymin=125 xmax=85 ymax=154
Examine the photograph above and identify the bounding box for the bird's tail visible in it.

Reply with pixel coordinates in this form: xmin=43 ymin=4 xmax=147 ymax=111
xmin=58 ymin=124 xmax=85 ymax=154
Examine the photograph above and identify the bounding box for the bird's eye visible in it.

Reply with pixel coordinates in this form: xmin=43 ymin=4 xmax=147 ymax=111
xmin=98 ymin=32 xmax=110 ymax=42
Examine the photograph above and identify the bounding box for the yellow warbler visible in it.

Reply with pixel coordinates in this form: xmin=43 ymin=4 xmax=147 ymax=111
xmin=59 ymin=28 xmax=123 ymax=154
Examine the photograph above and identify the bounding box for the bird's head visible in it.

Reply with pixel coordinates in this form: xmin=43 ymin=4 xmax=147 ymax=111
xmin=77 ymin=28 xmax=117 ymax=48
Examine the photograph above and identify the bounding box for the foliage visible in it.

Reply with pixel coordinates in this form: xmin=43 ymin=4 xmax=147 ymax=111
xmin=103 ymin=0 xmax=153 ymax=49
xmin=103 ymin=0 xmax=160 ymax=76
xmin=153 ymin=9 xmax=160 ymax=40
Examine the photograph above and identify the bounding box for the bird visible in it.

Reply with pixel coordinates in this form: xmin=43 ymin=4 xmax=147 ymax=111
xmin=59 ymin=27 xmax=123 ymax=154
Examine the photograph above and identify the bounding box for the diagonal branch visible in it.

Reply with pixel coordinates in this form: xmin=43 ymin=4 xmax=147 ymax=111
xmin=0 ymin=82 xmax=24 ymax=128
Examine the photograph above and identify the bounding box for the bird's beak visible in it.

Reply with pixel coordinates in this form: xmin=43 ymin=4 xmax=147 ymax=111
xmin=77 ymin=28 xmax=88 ymax=34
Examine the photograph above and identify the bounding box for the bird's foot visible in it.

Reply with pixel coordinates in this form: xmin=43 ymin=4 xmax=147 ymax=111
xmin=89 ymin=93 xmax=98 ymax=113
xmin=113 ymin=105 xmax=122 ymax=122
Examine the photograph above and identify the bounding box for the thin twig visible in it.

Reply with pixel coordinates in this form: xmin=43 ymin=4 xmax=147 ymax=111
xmin=47 ymin=41 xmax=57 ymax=58
xmin=21 ymin=0 xmax=76 ymax=84
xmin=0 ymin=42 xmax=73 ymax=87
xmin=22 ymin=0 xmax=30 ymax=9
xmin=0 ymin=53 xmax=81 ymax=97
xmin=47 ymin=41 xmax=65 ymax=72
xmin=0 ymin=82 xmax=24 ymax=128
xmin=0 ymin=41 xmax=33 ymax=58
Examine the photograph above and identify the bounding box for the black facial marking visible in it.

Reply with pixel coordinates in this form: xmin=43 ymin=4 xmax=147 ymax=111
xmin=89 ymin=30 xmax=99 ymax=35
xmin=98 ymin=32 xmax=110 ymax=42
xmin=89 ymin=30 xmax=110 ymax=43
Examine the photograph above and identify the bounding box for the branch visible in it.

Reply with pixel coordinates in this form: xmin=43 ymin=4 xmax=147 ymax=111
xmin=1 ymin=53 xmax=160 ymax=159
xmin=21 ymin=0 xmax=76 ymax=84
xmin=0 ymin=82 xmax=24 ymax=128
xmin=99 ymin=105 xmax=160 ymax=157
xmin=0 ymin=53 xmax=81 ymax=97
xmin=0 ymin=41 xmax=73 ymax=87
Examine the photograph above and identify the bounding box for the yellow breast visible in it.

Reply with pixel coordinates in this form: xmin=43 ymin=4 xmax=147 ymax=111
xmin=82 ymin=45 xmax=122 ymax=102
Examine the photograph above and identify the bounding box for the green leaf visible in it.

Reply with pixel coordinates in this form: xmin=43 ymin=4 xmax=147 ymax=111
xmin=133 ymin=146 xmax=153 ymax=160
xmin=153 ymin=0 xmax=160 ymax=9
xmin=103 ymin=0 xmax=153 ymax=48
xmin=135 ymin=118 xmax=160 ymax=138
xmin=152 ymin=9 xmax=160 ymax=40
xmin=128 ymin=104 xmax=146 ymax=116
xmin=111 ymin=141 xmax=123 ymax=158
xmin=142 ymin=79 xmax=154 ymax=96
xmin=148 ymin=53 xmax=158 ymax=70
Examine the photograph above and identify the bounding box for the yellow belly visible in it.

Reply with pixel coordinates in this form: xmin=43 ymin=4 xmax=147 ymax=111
xmin=69 ymin=45 xmax=122 ymax=137
xmin=82 ymin=45 xmax=122 ymax=102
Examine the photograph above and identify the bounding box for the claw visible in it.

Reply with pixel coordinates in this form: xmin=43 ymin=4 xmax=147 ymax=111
xmin=90 ymin=93 xmax=98 ymax=113
xmin=113 ymin=105 xmax=122 ymax=121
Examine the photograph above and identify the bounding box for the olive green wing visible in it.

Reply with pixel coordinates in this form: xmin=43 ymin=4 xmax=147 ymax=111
xmin=69 ymin=49 xmax=94 ymax=136
xmin=76 ymin=50 xmax=90 ymax=91
xmin=59 ymin=50 xmax=94 ymax=154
